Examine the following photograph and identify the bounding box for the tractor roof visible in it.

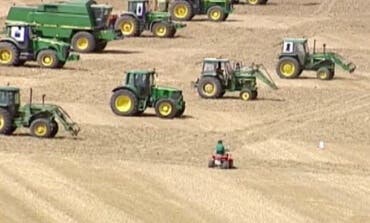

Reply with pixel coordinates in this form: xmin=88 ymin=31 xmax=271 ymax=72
xmin=283 ymin=38 xmax=308 ymax=44
xmin=0 ymin=86 xmax=20 ymax=92
xmin=126 ymin=70 xmax=155 ymax=75
xmin=204 ymin=58 xmax=230 ymax=63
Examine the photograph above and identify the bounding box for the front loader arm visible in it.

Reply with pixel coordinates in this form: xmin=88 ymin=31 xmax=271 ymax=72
xmin=329 ymin=53 xmax=356 ymax=73
xmin=53 ymin=106 xmax=80 ymax=136
xmin=245 ymin=64 xmax=278 ymax=90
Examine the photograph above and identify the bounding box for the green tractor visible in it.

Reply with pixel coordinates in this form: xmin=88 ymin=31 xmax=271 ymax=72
xmin=0 ymin=86 xmax=80 ymax=138
xmin=110 ymin=70 xmax=186 ymax=119
xmin=160 ymin=0 xmax=233 ymax=22
xmin=115 ymin=0 xmax=186 ymax=38
xmin=276 ymin=38 xmax=356 ymax=80
xmin=0 ymin=24 xmax=79 ymax=68
xmin=193 ymin=58 xmax=278 ymax=101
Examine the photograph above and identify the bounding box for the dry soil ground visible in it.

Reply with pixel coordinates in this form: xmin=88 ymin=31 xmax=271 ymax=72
xmin=0 ymin=0 xmax=370 ymax=222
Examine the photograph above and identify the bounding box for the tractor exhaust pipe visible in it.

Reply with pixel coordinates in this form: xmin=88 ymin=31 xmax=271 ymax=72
xmin=29 ymin=88 xmax=33 ymax=105
xmin=323 ymin=44 xmax=326 ymax=54
xmin=42 ymin=94 xmax=46 ymax=105
xmin=313 ymin=39 xmax=316 ymax=54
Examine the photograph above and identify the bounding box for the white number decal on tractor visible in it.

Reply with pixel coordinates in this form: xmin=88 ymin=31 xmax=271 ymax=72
xmin=136 ymin=3 xmax=144 ymax=16
xmin=11 ymin=26 xmax=25 ymax=42
xmin=283 ymin=41 xmax=294 ymax=53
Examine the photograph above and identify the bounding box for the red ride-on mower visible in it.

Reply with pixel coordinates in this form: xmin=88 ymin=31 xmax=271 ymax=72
xmin=208 ymin=153 xmax=234 ymax=169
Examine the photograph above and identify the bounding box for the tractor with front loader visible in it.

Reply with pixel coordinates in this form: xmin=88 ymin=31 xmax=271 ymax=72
xmin=110 ymin=70 xmax=186 ymax=119
xmin=158 ymin=0 xmax=233 ymax=22
xmin=193 ymin=58 xmax=278 ymax=101
xmin=0 ymin=24 xmax=79 ymax=68
xmin=276 ymin=38 xmax=356 ymax=80
xmin=0 ymin=86 xmax=80 ymax=138
xmin=5 ymin=0 xmax=121 ymax=53
xmin=115 ymin=0 xmax=186 ymax=38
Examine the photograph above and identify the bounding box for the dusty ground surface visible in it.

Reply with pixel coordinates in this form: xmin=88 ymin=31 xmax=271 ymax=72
xmin=1 ymin=0 xmax=370 ymax=222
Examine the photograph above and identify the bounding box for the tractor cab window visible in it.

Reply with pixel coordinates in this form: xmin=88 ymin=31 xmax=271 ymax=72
xmin=14 ymin=92 xmax=20 ymax=104
xmin=203 ymin=62 xmax=217 ymax=73
xmin=0 ymin=91 xmax=6 ymax=104
xmin=129 ymin=1 xmax=147 ymax=18
xmin=135 ymin=74 xmax=151 ymax=96
xmin=224 ymin=62 xmax=233 ymax=75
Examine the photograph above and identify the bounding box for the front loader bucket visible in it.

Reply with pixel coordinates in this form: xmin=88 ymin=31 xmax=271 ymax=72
xmin=330 ymin=53 xmax=356 ymax=74
xmin=252 ymin=64 xmax=278 ymax=90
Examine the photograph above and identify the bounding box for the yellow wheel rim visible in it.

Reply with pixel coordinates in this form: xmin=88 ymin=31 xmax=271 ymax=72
xmin=35 ymin=123 xmax=47 ymax=137
xmin=76 ymin=37 xmax=89 ymax=50
xmin=210 ymin=10 xmax=221 ymax=20
xmin=0 ymin=115 xmax=4 ymax=129
xmin=155 ymin=25 xmax=167 ymax=37
xmin=174 ymin=5 xmax=188 ymax=18
xmin=248 ymin=0 xmax=259 ymax=4
xmin=0 ymin=49 xmax=12 ymax=64
xmin=241 ymin=92 xmax=250 ymax=101
xmin=41 ymin=55 xmax=53 ymax=66
xmin=280 ymin=62 xmax=296 ymax=77
xmin=203 ymin=83 xmax=217 ymax=96
xmin=120 ymin=21 xmax=134 ymax=35
xmin=318 ymin=71 xmax=328 ymax=79
xmin=115 ymin=95 xmax=132 ymax=112
xmin=159 ymin=102 xmax=173 ymax=116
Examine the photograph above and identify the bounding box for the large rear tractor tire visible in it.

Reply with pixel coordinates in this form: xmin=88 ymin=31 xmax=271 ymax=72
xmin=152 ymin=23 xmax=172 ymax=38
xmin=0 ymin=42 xmax=19 ymax=66
xmin=37 ymin=50 xmax=59 ymax=69
xmin=276 ymin=57 xmax=301 ymax=79
xmin=72 ymin=32 xmax=96 ymax=53
xmin=169 ymin=1 xmax=193 ymax=21
xmin=30 ymin=118 xmax=53 ymax=138
xmin=115 ymin=16 xmax=141 ymax=37
xmin=207 ymin=6 xmax=226 ymax=22
xmin=50 ymin=120 xmax=59 ymax=138
xmin=155 ymin=99 xmax=178 ymax=119
xmin=0 ymin=108 xmax=15 ymax=135
xmin=110 ymin=89 xmax=139 ymax=116
xmin=197 ymin=77 xmax=223 ymax=99
xmin=317 ymin=67 xmax=334 ymax=80
xmin=247 ymin=0 xmax=267 ymax=4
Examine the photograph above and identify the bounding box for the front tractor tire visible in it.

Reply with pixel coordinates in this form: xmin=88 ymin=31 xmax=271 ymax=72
xmin=0 ymin=42 xmax=20 ymax=66
xmin=197 ymin=77 xmax=223 ymax=99
xmin=276 ymin=57 xmax=301 ymax=79
xmin=110 ymin=89 xmax=139 ymax=116
xmin=317 ymin=67 xmax=334 ymax=81
xmin=240 ymin=89 xmax=253 ymax=101
xmin=152 ymin=23 xmax=173 ymax=38
xmin=115 ymin=16 xmax=140 ymax=37
xmin=176 ymin=103 xmax=186 ymax=117
xmin=72 ymin=32 xmax=96 ymax=53
xmin=169 ymin=1 xmax=193 ymax=21
xmin=30 ymin=118 xmax=53 ymax=138
xmin=207 ymin=6 xmax=226 ymax=22
xmin=155 ymin=99 xmax=178 ymax=119
xmin=37 ymin=50 xmax=59 ymax=69
xmin=0 ymin=108 xmax=15 ymax=135
xmin=50 ymin=120 xmax=59 ymax=138
xmin=248 ymin=0 xmax=268 ymax=5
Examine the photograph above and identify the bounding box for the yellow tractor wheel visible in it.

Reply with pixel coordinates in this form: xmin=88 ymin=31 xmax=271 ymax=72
xmin=110 ymin=89 xmax=139 ymax=116
xmin=0 ymin=42 xmax=19 ymax=66
xmin=155 ymin=99 xmax=178 ymax=119
xmin=115 ymin=16 xmax=140 ymax=37
xmin=30 ymin=118 xmax=52 ymax=138
xmin=207 ymin=6 xmax=226 ymax=22
xmin=276 ymin=57 xmax=301 ymax=79
xmin=152 ymin=23 xmax=171 ymax=38
xmin=170 ymin=1 xmax=193 ymax=21
xmin=0 ymin=108 xmax=15 ymax=135
xmin=37 ymin=50 xmax=59 ymax=69
xmin=240 ymin=90 xmax=252 ymax=101
xmin=197 ymin=77 xmax=222 ymax=99
xmin=72 ymin=31 xmax=96 ymax=53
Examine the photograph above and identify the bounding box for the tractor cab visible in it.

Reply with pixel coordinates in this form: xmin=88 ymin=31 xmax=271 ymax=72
xmin=0 ymin=86 xmax=20 ymax=115
xmin=128 ymin=0 xmax=150 ymax=20
xmin=280 ymin=38 xmax=309 ymax=65
xmin=202 ymin=58 xmax=233 ymax=80
xmin=5 ymin=24 xmax=34 ymax=49
xmin=125 ymin=70 xmax=155 ymax=97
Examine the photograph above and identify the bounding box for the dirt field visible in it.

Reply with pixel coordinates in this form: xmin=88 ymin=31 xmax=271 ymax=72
xmin=0 ymin=0 xmax=370 ymax=222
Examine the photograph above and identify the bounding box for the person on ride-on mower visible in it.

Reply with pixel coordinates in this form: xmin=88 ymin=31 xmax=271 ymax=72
xmin=215 ymin=140 xmax=225 ymax=155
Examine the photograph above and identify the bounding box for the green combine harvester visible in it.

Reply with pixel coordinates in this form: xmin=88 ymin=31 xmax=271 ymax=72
xmin=110 ymin=70 xmax=186 ymax=119
xmin=5 ymin=0 xmax=121 ymax=53
xmin=193 ymin=58 xmax=278 ymax=101
xmin=157 ymin=0 xmax=233 ymax=22
xmin=277 ymin=38 xmax=356 ymax=80
xmin=115 ymin=0 xmax=186 ymax=38
xmin=0 ymin=86 xmax=80 ymax=138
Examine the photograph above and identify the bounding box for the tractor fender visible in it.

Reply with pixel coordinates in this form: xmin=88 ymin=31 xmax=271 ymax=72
xmin=0 ymin=37 xmax=20 ymax=49
xmin=112 ymin=86 xmax=138 ymax=96
xmin=27 ymin=112 xmax=54 ymax=127
xmin=117 ymin=12 xmax=140 ymax=24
